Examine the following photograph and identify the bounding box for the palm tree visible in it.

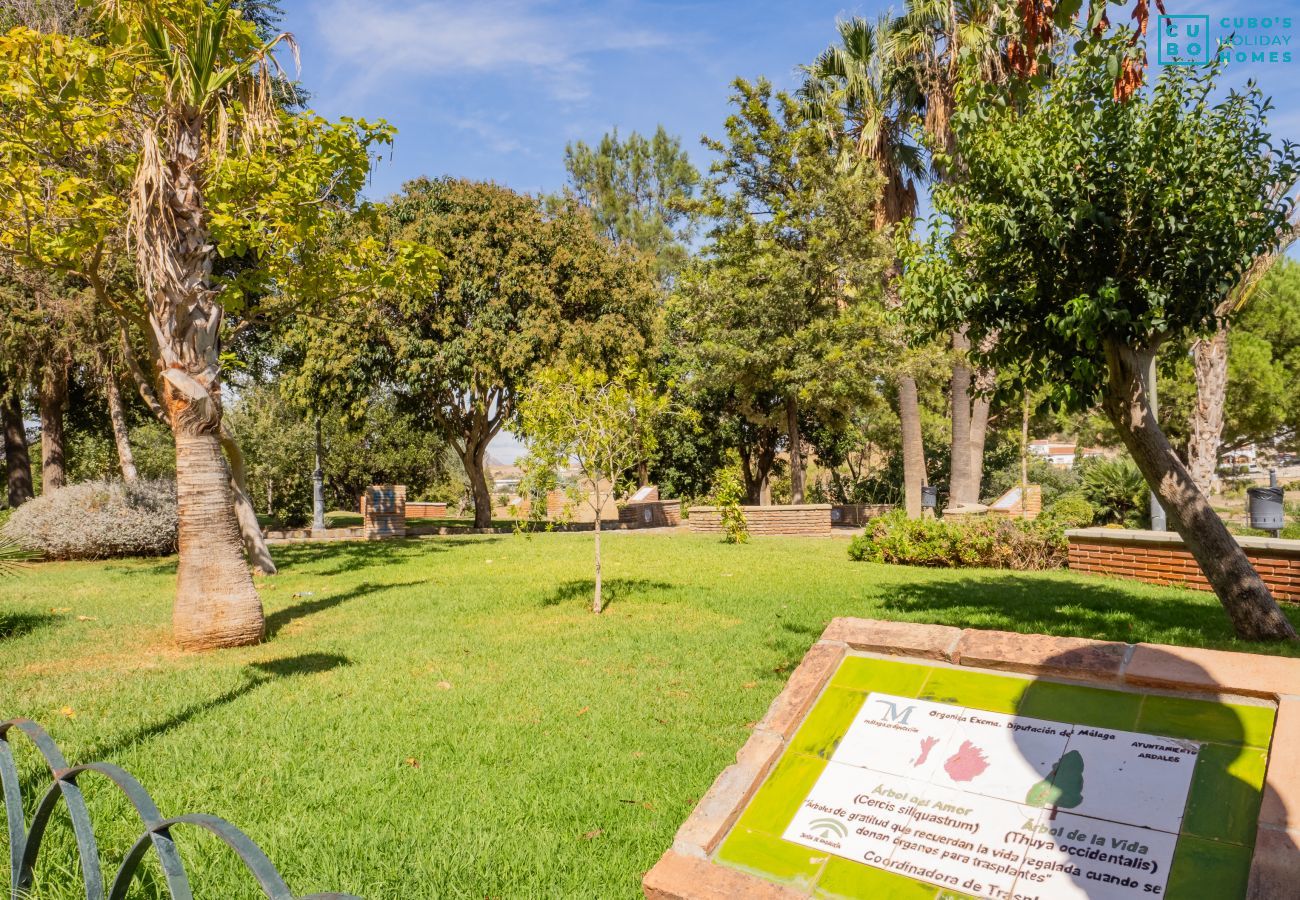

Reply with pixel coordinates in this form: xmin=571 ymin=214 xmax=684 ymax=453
xmin=803 ymin=16 xmax=931 ymax=518
xmin=890 ymin=0 xmax=1016 ymax=509
xmin=113 ymin=0 xmax=296 ymax=649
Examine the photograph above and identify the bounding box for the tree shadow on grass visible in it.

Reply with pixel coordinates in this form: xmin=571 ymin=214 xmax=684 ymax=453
xmin=264 ymin=580 xmax=423 ymax=637
xmin=0 ymin=611 xmax=60 ymax=643
xmin=541 ymin=578 xmax=675 ymax=610
xmin=271 ymin=536 xmax=500 ymax=577
xmin=874 ymin=573 xmax=1299 ymax=645
xmin=86 ymin=651 xmax=350 ymax=761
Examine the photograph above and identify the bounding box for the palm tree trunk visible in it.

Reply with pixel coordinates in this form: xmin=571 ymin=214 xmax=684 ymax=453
xmin=105 ymin=375 xmax=139 ymax=483
xmin=133 ymin=116 xmax=264 ymax=650
xmin=1188 ymin=326 xmax=1229 ymax=498
xmin=3 ymin=388 xmax=33 ymax=507
xmin=786 ymin=395 xmax=804 ymax=504
xmin=1101 ymin=339 xmax=1295 ymax=642
xmin=968 ymin=391 xmax=991 ymax=503
xmin=948 ymin=331 xmax=974 ymax=505
xmin=38 ymin=362 xmax=67 ymax=492
xmin=899 ymin=375 xmax=926 ymax=518
xmin=172 ymin=426 xmax=265 ymax=649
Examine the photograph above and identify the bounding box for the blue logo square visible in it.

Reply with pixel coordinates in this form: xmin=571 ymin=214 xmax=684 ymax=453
xmin=1158 ymin=15 xmax=1211 ymax=65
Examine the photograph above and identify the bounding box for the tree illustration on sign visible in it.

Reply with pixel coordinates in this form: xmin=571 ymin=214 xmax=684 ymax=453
xmin=943 ymin=741 xmax=990 ymax=781
xmin=1027 ymin=750 xmax=1085 ymax=810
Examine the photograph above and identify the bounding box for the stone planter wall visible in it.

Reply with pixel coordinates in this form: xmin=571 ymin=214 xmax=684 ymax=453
xmin=1066 ymin=527 xmax=1300 ymax=602
xmin=689 ymin=504 xmax=832 ymax=536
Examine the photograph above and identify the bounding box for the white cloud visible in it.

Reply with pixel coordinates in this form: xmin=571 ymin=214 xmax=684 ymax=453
xmin=312 ymin=0 xmax=670 ymax=102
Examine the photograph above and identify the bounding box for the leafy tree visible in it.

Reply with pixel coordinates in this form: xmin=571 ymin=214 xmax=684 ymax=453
xmin=0 ymin=4 xmax=433 ymax=648
xmin=910 ymin=42 xmax=1300 ymax=639
xmin=802 ymin=16 xmax=932 ymax=517
xmin=1027 ymin=750 xmax=1085 ymax=809
xmin=674 ymin=78 xmax=887 ymax=506
xmin=518 ymin=365 xmax=666 ymax=613
xmin=224 ymin=383 xmax=460 ymax=525
xmin=563 ymin=126 xmax=699 ymax=283
xmin=287 ymin=177 xmax=659 ymax=528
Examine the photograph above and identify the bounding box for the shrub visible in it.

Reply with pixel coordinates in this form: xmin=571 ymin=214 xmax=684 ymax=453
xmin=1042 ymin=492 xmax=1096 ymax=529
xmin=1 ymin=480 xmax=178 ymax=560
xmin=848 ymin=511 xmax=1066 ymax=570
xmin=711 ymin=461 xmax=749 ymax=544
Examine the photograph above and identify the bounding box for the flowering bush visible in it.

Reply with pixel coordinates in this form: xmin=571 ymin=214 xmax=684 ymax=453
xmin=848 ymin=512 xmax=1066 ymax=571
xmin=2 ymin=480 xmax=178 ymax=560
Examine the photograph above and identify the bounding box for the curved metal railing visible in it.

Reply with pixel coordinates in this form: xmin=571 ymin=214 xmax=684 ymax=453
xmin=1 ymin=718 xmax=360 ymax=900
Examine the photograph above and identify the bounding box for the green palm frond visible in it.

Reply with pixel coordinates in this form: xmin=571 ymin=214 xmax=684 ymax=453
xmin=0 ymin=535 xmax=36 ymax=576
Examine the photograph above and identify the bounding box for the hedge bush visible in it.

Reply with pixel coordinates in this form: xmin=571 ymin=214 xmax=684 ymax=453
xmin=848 ymin=512 xmax=1067 ymax=570
xmin=1042 ymin=492 xmax=1097 ymax=529
xmin=1 ymin=480 xmax=178 ymax=560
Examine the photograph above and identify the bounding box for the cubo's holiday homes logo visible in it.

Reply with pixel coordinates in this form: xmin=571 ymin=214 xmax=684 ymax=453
xmin=1158 ymin=14 xmax=1294 ymax=66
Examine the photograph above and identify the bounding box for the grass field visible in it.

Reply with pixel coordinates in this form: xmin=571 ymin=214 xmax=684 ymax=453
xmin=2 ymin=531 xmax=1297 ymax=898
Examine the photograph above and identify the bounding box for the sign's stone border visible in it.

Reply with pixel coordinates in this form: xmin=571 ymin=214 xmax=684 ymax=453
xmin=642 ymin=618 xmax=1300 ymax=900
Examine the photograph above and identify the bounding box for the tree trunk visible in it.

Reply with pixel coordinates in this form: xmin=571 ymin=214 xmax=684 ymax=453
xmin=133 ymin=114 xmax=265 ymax=651
xmin=1188 ymin=326 xmax=1229 ymax=498
xmin=219 ymin=424 xmax=277 ymax=576
xmin=949 ymin=331 xmax=974 ymax=505
xmin=1101 ymin=339 xmax=1295 ymax=642
xmin=592 ymin=512 xmax=603 ymax=613
xmin=968 ymin=391 xmax=992 ymax=503
xmin=38 ymin=362 xmax=67 ymax=492
xmin=899 ymin=375 xmax=927 ymax=518
xmin=105 ymin=375 xmax=139 ymax=483
xmin=786 ymin=395 xmax=804 ymax=505
xmin=460 ymin=435 xmax=493 ymax=528
xmin=3 ymin=390 xmax=34 ymax=507
xmin=171 ymin=426 xmax=265 ymax=650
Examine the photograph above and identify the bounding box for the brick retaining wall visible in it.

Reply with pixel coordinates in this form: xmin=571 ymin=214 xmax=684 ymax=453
xmin=1066 ymin=528 xmax=1300 ymax=602
xmin=689 ymin=504 xmax=832 ymax=536
xmin=404 ymin=501 xmax=447 ymax=519
xmin=829 ymin=503 xmax=894 ymax=526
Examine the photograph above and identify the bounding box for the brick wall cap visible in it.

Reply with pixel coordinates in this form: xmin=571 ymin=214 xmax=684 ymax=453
xmin=643 ymin=850 xmax=808 ymax=900
xmin=823 ymin=618 xmax=961 ymax=661
xmin=1067 ymin=528 xmax=1300 ymax=555
xmin=1124 ymin=643 xmax=1300 ymax=699
xmin=690 ymin=504 xmax=833 ymax=513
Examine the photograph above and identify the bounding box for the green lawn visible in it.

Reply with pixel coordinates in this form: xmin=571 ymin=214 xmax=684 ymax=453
xmin=1 ymin=532 xmax=1296 ymax=898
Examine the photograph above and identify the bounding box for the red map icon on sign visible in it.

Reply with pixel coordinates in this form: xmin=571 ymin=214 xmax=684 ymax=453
xmin=943 ymin=740 xmax=990 ymax=781
xmin=913 ymin=736 xmax=939 ymax=767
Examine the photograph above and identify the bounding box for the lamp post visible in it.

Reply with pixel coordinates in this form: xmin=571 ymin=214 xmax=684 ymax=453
xmin=312 ymin=417 xmax=326 ymax=533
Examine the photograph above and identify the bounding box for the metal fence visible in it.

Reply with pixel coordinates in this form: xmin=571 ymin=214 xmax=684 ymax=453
xmin=1 ymin=718 xmax=359 ymax=900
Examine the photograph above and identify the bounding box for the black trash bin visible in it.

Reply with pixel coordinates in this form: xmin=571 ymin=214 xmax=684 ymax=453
xmin=921 ymin=485 xmax=938 ymax=510
xmin=1247 ymin=486 xmax=1285 ymax=532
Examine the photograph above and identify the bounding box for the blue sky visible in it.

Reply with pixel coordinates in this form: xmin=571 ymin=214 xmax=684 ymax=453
xmin=276 ymin=0 xmax=1300 ymax=462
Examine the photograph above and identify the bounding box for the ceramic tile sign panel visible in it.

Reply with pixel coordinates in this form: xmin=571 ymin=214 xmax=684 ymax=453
xmin=782 ymin=693 xmax=1200 ymax=900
